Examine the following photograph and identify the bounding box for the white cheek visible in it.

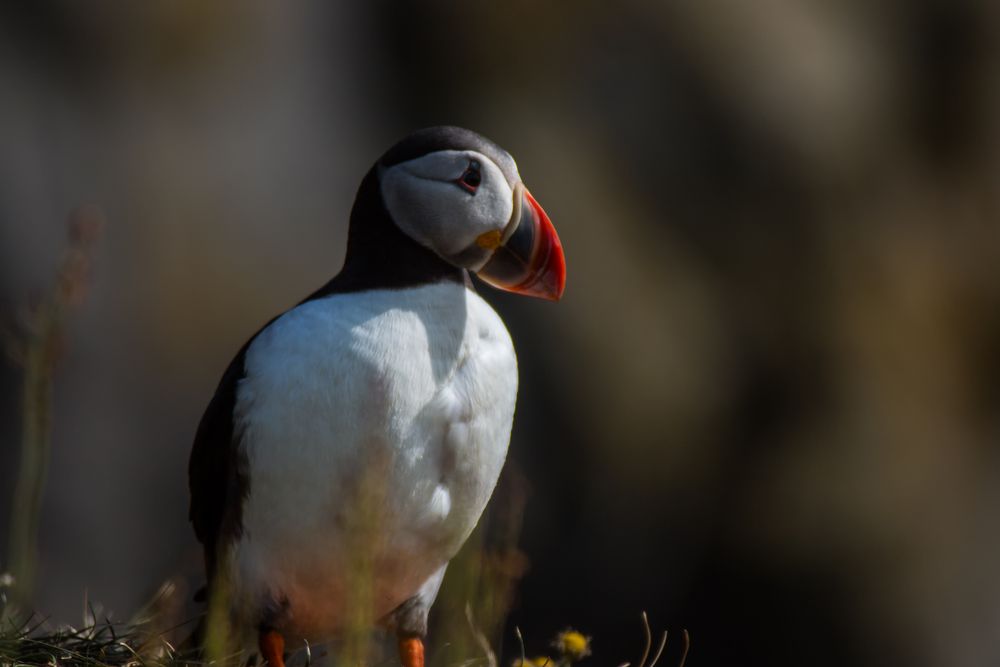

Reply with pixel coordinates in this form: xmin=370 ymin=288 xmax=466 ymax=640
xmin=381 ymin=169 xmax=456 ymax=252
xmin=381 ymin=162 xmax=514 ymax=259
xmin=457 ymin=170 xmax=513 ymax=245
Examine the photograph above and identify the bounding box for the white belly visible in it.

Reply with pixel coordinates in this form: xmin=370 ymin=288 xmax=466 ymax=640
xmin=226 ymin=282 xmax=517 ymax=640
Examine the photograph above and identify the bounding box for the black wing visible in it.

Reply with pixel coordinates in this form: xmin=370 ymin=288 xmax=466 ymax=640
xmin=188 ymin=334 xmax=260 ymax=582
xmin=187 ymin=274 xmax=361 ymax=583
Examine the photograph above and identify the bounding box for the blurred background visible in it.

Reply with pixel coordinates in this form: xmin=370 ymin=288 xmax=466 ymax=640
xmin=2 ymin=1 xmax=1000 ymax=665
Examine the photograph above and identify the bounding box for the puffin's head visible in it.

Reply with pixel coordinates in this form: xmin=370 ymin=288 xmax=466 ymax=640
xmin=375 ymin=126 xmax=565 ymax=301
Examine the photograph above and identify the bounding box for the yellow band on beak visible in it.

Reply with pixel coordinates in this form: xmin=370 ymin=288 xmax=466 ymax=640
xmin=475 ymin=229 xmax=503 ymax=250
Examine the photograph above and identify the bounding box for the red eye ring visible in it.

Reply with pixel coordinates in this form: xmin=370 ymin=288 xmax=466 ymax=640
xmin=455 ymin=160 xmax=482 ymax=193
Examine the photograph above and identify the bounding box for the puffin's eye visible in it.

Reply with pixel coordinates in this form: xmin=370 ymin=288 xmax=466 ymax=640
xmin=456 ymin=161 xmax=482 ymax=193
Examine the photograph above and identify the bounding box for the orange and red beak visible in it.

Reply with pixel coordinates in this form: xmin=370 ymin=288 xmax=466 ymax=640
xmin=476 ymin=185 xmax=566 ymax=301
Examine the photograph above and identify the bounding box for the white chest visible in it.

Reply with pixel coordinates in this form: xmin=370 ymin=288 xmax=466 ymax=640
xmin=228 ymin=282 xmax=517 ymax=637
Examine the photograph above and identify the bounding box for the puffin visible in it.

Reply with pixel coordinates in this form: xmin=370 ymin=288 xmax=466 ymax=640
xmin=188 ymin=126 xmax=565 ymax=667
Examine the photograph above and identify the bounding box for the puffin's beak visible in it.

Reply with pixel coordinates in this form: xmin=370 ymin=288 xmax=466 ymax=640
xmin=476 ymin=185 xmax=566 ymax=301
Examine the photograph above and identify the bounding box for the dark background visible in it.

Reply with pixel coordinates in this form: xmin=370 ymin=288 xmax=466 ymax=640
xmin=2 ymin=2 xmax=1000 ymax=666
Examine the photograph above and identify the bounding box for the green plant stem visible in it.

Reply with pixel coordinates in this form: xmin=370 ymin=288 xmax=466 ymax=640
xmin=7 ymin=300 xmax=62 ymax=610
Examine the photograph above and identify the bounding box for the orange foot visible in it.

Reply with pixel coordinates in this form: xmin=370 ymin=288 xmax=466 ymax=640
xmin=259 ymin=628 xmax=286 ymax=667
xmin=398 ymin=635 xmax=425 ymax=667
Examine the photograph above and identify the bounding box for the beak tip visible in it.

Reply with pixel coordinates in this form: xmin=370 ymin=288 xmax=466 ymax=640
xmin=518 ymin=230 xmax=565 ymax=301
xmin=526 ymin=188 xmax=566 ymax=302
xmin=549 ymin=247 xmax=567 ymax=301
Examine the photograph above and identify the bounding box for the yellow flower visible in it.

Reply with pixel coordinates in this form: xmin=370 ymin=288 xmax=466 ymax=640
xmin=553 ymin=630 xmax=591 ymax=661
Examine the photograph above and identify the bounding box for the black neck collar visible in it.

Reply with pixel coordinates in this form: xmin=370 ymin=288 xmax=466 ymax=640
xmin=307 ymin=167 xmax=465 ymax=301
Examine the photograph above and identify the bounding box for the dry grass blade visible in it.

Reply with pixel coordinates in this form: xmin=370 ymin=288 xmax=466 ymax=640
xmin=465 ymin=602 xmax=498 ymax=667
xmin=635 ymin=612 xmax=652 ymax=667
xmin=647 ymin=630 xmax=667 ymax=667
xmin=677 ymin=630 xmax=690 ymax=667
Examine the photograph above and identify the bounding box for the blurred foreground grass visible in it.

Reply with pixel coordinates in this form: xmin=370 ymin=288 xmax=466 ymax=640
xmin=1 ymin=572 xmax=685 ymax=667
xmin=4 ymin=207 xmax=104 ymax=611
xmin=0 ymin=211 xmax=687 ymax=667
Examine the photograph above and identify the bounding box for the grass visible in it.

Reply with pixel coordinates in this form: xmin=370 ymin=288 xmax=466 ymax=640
xmin=4 ymin=207 xmax=104 ymax=612
xmin=0 ymin=580 xmax=200 ymax=667
xmin=1 ymin=211 xmax=689 ymax=667
xmin=0 ymin=582 xmax=687 ymax=667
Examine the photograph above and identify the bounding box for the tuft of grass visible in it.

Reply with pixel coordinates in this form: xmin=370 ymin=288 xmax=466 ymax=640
xmin=0 ymin=579 xmax=206 ymax=667
xmin=1 ymin=574 xmax=689 ymax=667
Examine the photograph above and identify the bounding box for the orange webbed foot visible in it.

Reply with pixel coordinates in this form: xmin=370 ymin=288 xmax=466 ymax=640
xmin=398 ymin=635 xmax=425 ymax=667
xmin=259 ymin=628 xmax=286 ymax=667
